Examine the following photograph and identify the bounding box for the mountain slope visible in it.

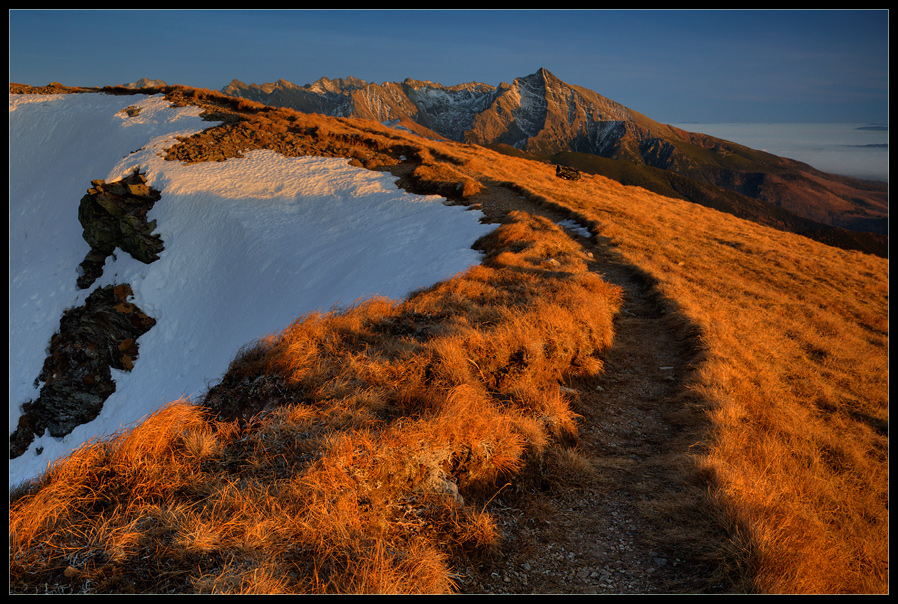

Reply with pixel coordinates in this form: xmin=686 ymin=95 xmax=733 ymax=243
xmin=8 ymin=90 xmax=494 ymax=481
xmin=537 ymin=148 xmax=887 ymax=257
xmin=222 ymin=68 xmax=888 ymax=238
xmin=9 ymin=83 xmax=889 ymax=595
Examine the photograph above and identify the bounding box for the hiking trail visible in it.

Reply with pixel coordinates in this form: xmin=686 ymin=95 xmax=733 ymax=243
xmin=453 ymin=184 xmax=735 ymax=594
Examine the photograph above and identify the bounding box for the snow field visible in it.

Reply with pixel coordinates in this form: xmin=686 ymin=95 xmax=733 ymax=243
xmin=9 ymin=93 xmax=495 ymax=487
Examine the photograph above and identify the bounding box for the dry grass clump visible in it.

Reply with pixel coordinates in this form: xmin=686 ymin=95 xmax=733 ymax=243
xmin=403 ymin=160 xmax=484 ymax=201
xmin=10 ymin=402 xmax=237 ymax=593
xmin=444 ymin=147 xmax=888 ymax=593
xmin=10 ymin=210 xmax=621 ymax=594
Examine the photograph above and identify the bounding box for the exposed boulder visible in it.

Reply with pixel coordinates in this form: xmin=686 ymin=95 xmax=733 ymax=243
xmin=555 ymin=165 xmax=581 ymax=181
xmin=9 ymin=284 xmax=156 ymax=459
xmin=77 ymin=170 xmax=163 ymax=289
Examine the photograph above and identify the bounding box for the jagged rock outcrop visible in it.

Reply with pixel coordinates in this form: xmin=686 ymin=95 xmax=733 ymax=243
xmin=76 ymin=170 xmax=164 ymax=289
xmin=9 ymin=284 xmax=156 ymax=459
xmin=222 ymin=76 xmax=378 ymax=118
xmin=9 ymin=169 xmax=166 ymax=460
xmin=121 ymin=78 xmax=167 ymax=89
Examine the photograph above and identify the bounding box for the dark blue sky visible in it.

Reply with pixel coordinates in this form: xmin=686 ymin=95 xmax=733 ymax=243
xmin=8 ymin=9 xmax=889 ymax=124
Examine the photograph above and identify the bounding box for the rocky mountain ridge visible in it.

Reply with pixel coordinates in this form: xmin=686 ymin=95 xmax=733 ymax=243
xmin=221 ymin=68 xmax=647 ymax=156
xmin=221 ymin=68 xmax=888 ymax=237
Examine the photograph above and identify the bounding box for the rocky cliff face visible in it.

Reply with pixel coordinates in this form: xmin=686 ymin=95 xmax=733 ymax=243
xmin=77 ymin=170 xmax=164 ymax=289
xmin=221 ymin=68 xmax=645 ymax=158
xmin=221 ymin=68 xmax=888 ymax=235
xmin=220 ymin=68 xmax=703 ymax=167
xmin=9 ymin=284 xmax=156 ymax=459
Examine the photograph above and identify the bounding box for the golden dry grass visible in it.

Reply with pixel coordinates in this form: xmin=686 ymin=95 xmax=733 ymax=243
xmin=9 ymin=89 xmax=888 ymax=594
xmin=438 ymin=143 xmax=888 ymax=594
xmin=10 ymin=204 xmax=622 ymax=594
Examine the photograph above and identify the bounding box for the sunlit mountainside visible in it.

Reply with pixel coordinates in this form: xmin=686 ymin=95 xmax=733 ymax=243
xmin=221 ymin=68 xmax=889 ymax=248
xmin=8 ymin=81 xmax=888 ymax=595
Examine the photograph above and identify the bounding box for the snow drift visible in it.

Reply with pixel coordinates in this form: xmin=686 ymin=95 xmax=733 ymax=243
xmin=9 ymin=92 xmax=495 ymax=487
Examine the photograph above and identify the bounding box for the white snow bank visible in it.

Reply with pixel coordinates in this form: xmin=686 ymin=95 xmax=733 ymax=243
xmin=9 ymin=93 xmax=495 ymax=488
xmin=557 ymin=219 xmax=593 ymax=239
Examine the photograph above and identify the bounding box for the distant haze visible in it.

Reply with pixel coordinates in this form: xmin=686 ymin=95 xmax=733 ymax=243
xmin=673 ymin=122 xmax=889 ymax=183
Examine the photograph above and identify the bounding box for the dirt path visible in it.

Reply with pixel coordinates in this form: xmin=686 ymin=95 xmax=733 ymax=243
xmin=452 ymin=185 xmax=736 ymax=594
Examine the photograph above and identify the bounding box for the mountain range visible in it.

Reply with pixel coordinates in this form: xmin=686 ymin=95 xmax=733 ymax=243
xmin=220 ymin=68 xmax=888 ymax=254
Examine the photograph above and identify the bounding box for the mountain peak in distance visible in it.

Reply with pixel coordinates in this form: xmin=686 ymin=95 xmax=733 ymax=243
xmin=217 ymin=68 xmax=887 ymax=245
xmin=121 ymin=78 xmax=167 ymax=89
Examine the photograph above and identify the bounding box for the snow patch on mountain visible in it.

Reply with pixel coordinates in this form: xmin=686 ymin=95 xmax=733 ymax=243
xmin=9 ymin=92 xmax=495 ymax=488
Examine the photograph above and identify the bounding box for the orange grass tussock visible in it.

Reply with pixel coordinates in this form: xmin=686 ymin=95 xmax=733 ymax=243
xmin=10 ymin=205 xmax=622 ymax=594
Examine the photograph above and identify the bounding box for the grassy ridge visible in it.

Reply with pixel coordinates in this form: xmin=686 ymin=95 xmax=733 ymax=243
xmin=10 ymin=208 xmax=622 ymax=593
xmin=486 ymin=145 xmax=887 ymax=258
xmin=9 ymin=86 xmax=889 ymax=594
xmin=453 ymin=146 xmax=888 ymax=593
